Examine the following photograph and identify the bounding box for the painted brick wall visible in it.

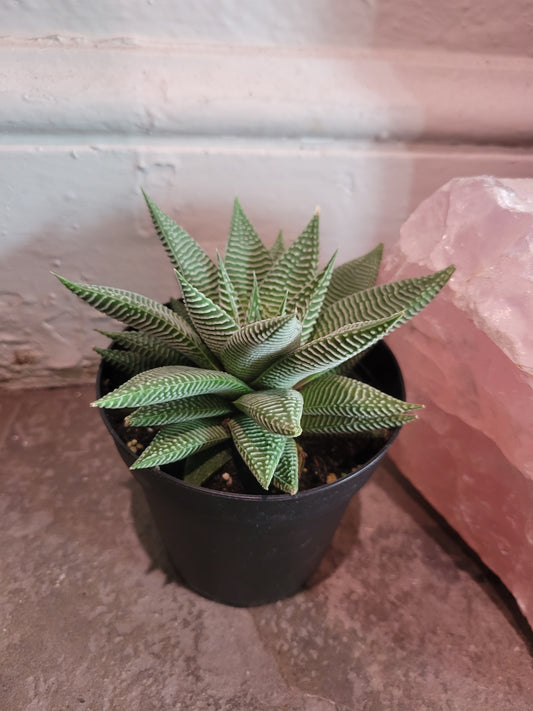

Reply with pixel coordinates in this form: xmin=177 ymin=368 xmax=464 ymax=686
xmin=2 ymin=2 xmax=533 ymax=387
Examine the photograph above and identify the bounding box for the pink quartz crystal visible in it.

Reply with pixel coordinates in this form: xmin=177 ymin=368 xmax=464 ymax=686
xmin=380 ymin=176 xmax=533 ymax=625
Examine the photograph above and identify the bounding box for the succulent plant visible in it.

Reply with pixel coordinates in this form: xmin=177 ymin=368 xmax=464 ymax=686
xmin=56 ymin=195 xmax=454 ymax=494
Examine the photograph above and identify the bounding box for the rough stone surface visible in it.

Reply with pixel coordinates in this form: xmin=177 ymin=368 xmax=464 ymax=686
xmin=381 ymin=175 xmax=533 ymax=626
xmin=1 ymin=384 xmax=532 ymax=710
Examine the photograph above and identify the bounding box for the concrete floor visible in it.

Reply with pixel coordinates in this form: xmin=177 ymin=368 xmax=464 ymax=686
xmin=1 ymin=385 xmax=532 ymax=711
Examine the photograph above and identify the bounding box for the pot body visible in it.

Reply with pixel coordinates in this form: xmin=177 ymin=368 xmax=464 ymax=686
xmin=97 ymin=341 xmax=405 ymax=606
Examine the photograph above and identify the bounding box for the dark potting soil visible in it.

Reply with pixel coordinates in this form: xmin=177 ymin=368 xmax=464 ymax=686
xmin=99 ymin=336 xmax=393 ymax=496
xmin=102 ymin=393 xmax=390 ymax=495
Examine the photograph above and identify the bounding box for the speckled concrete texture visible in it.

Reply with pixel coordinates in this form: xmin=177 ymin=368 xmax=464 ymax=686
xmin=1 ymin=385 xmax=532 ymax=710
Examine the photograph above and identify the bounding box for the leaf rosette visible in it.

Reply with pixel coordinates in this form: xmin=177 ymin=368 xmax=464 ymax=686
xmin=57 ymin=196 xmax=454 ymax=494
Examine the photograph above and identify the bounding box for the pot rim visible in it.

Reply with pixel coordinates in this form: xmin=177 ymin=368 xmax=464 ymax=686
xmin=96 ymin=340 xmax=404 ymax=504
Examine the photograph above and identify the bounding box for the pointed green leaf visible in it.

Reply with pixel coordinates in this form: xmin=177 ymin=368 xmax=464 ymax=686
xmin=143 ymin=191 xmax=218 ymax=300
xmin=323 ymin=243 xmax=383 ymax=308
xmin=253 ymin=313 xmax=403 ymax=389
xmin=301 ymin=373 xmax=422 ymax=417
xmin=314 ymin=266 xmax=455 ymax=339
xmin=183 ymin=444 xmax=234 ymax=486
xmin=246 ymin=273 xmax=262 ymax=323
xmin=97 ymin=329 xmax=191 ymax=366
xmin=175 ymin=270 xmax=238 ymax=355
xmin=234 ymin=389 xmax=303 ymax=436
xmin=228 ymin=414 xmax=287 ymax=490
xmin=92 ymin=365 xmax=251 ymax=409
xmin=131 ymin=418 xmax=230 ymax=469
xmin=272 ymin=438 xmax=299 ymax=494
xmin=260 ymin=212 xmax=320 ymax=316
xmin=55 ymin=276 xmax=218 ymax=369
xmin=220 ymin=314 xmax=302 ymax=382
xmin=300 ymin=412 xmax=417 ymax=435
xmin=269 ymin=230 xmax=285 ymax=263
xmin=216 ymin=252 xmax=241 ymax=324
xmin=125 ymin=394 xmax=233 ymax=426
xmin=224 ymin=199 xmax=272 ymax=304
xmin=276 ymin=290 xmax=289 ymax=316
xmin=94 ymin=347 xmax=162 ymax=376
xmin=290 ymin=252 xmax=336 ymax=344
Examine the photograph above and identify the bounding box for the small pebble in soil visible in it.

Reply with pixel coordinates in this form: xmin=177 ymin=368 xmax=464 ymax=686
xmin=127 ymin=439 xmax=144 ymax=453
xmin=103 ymin=367 xmax=391 ymax=495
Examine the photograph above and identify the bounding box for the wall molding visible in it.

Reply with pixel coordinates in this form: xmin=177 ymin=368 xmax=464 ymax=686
xmin=2 ymin=38 xmax=533 ymax=146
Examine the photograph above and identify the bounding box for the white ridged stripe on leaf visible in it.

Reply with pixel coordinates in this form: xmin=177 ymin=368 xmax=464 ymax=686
xmin=55 ymin=276 xmax=219 ymax=369
xmin=301 ymin=373 xmax=421 ymax=416
xmin=290 ymin=252 xmax=336 ymax=344
xmin=94 ymin=347 xmax=166 ymax=376
xmin=216 ymin=253 xmax=241 ymax=324
xmin=131 ymin=418 xmax=230 ymax=469
xmin=272 ymin=438 xmax=299 ymax=494
xmin=300 ymin=412 xmax=417 ymax=435
xmin=253 ymin=314 xmax=403 ymax=389
xmin=228 ymin=414 xmax=287 ymax=490
xmin=97 ymin=329 xmax=191 ymax=366
xmin=276 ymin=290 xmax=289 ymax=316
xmin=175 ymin=270 xmax=238 ymax=355
xmin=246 ymin=273 xmax=262 ymax=324
xmin=224 ymin=199 xmax=272 ymax=304
xmin=92 ymin=365 xmax=251 ymax=409
xmin=233 ymin=389 xmax=303 ymax=436
xmin=260 ymin=213 xmax=319 ymax=317
xmin=220 ymin=314 xmax=302 ymax=382
xmin=323 ymin=244 xmax=383 ymax=308
xmin=143 ymin=192 xmax=218 ymax=301
xmin=314 ymin=266 xmax=455 ymax=338
xmin=125 ymin=394 xmax=233 ymax=426
xmin=269 ymin=230 xmax=285 ymax=264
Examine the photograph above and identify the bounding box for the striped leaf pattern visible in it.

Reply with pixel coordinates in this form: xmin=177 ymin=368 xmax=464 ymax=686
xmin=260 ymin=213 xmax=320 ymax=316
xmin=233 ymin=389 xmax=303 ymax=436
xmin=216 ymin=253 xmax=241 ymax=324
xmin=59 ymin=196 xmax=454 ymax=493
xmin=228 ymin=414 xmax=287 ymax=490
xmin=246 ymin=273 xmax=263 ymax=324
xmin=269 ymin=230 xmax=285 ymax=263
xmin=94 ymin=347 xmax=166 ymax=376
xmin=131 ymin=418 xmax=230 ymax=469
xmin=272 ymin=438 xmax=299 ymax=494
xmin=253 ymin=314 xmax=403 ymax=389
xmin=93 ymin=365 xmax=251 ymax=409
xmin=55 ymin=276 xmax=218 ymax=369
xmin=300 ymin=412 xmax=417 ymax=435
xmin=314 ymin=266 xmax=455 ymax=339
xmin=176 ymin=270 xmax=238 ymax=355
xmin=275 ymin=290 xmax=289 ymax=317
xmin=323 ymin=243 xmax=383 ymax=308
xmin=125 ymin=394 xmax=233 ymax=426
xmin=290 ymin=253 xmax=336 ymax=344
xmin=220 ymin=315 xmax=302 ymax=382
xmin=301 ymin=373 xmax=421 ymax=417
xmin=97 ymin=329 xmax=191 ymax=366
xmin=143 ymin=191 xmax=218 ymax=300
xmin=224 ymin=199 xmax=272 ymax=304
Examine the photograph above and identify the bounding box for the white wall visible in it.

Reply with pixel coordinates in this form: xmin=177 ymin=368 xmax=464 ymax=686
xmin=3 ymin=1 xmax=533 ymax=55
xmin=2 ymin=2 xmax=533 ymax=387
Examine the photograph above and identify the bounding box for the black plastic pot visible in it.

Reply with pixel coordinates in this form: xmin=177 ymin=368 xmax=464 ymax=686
xmin=96 ymin=341 xmax=405 ymax=607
